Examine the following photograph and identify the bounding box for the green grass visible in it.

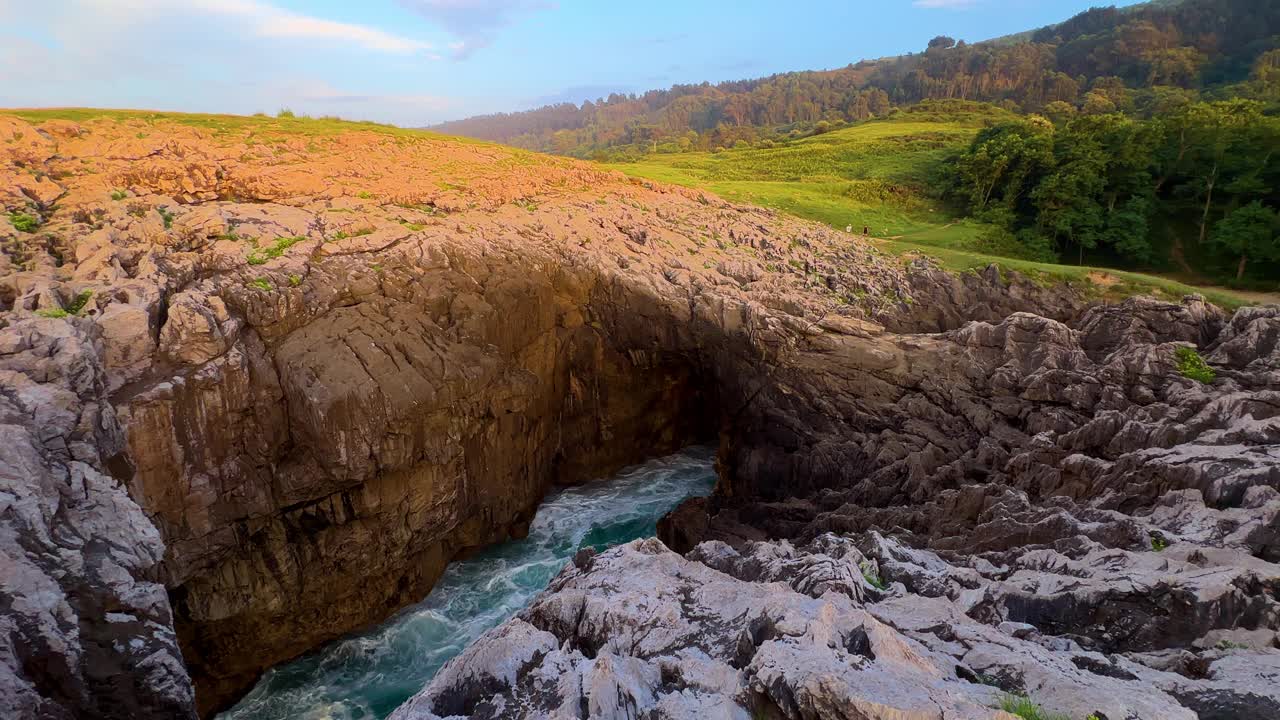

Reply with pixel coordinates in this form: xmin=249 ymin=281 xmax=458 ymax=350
xmin=31 ymin=290 xmax=92 ymax=319
xmin=1174 ymin=346 xmax=1216 ymax=383
xmin=997 ymin=695 xmax=1073 ymax=720
xmin=607 ymin=108 xmax=1256 ymax=311
xmin=65 ymin=290 xmax=93 ymax=314
xmin=7 ymin=211 xmax=40 ymax=233
xmin=861 ymin=565 xmax=887 ymax=591
xmin=332 ymin=227 xmax=375 ymax=240
xmin=876 ymin=240 xmax=1250 ymax=310
xmin=3 ymin=107 xmax=491 ymax=145
xmin=609 ymin=108 xmax=1002 ymax=244
xmin=246 ymin=235 xmax=306 ymax=265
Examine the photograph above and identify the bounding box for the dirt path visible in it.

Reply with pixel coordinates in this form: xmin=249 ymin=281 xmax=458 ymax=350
xmin=1198 ymin=286 xmax=1280 ymax=305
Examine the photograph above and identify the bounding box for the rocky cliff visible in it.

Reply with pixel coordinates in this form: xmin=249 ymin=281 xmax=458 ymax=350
xmin=2 ymin=111 xmax=1276 ymax=720
xmin=397 ymin=298 xmax=1280 ymax=720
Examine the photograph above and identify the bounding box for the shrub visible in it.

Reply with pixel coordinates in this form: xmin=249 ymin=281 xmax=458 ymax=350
xmin=1151 ymin=535 xmax=1168 ymax=551
xmin=1174 ymin=346 xmax=1215 ymax=384
xmin=249 ymin=277 xmax=273 ymax=291
xmin=277 ymin=108 xmax=296 ymax=118
xmin=8 ymin=211 xmax=40 ymax=233
xmin=35 ymin=308 xmax=69 ymax=318
xmin=157 ymin=206 xmax=175 ymax=229
xmin=110 ymin=189 xmax=127 ymax=201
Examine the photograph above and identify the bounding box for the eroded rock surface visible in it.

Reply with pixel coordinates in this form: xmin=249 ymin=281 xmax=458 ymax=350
xmin=2 ymin=113 xmax=1066 ymax=717
xmin=0 ymin=318 xmax=193 ymax=719
xmin=391 ymin=535 xmax=1274 ymax=720
xmin=3 ymin=112 xmax=1276 ymax=720
xmin=403 ymin=298 xmax=1280 ymax=719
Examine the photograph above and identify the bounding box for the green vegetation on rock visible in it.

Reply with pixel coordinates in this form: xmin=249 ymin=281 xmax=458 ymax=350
xmin=8 ymin=212 xmax=40 ymax=233
xmin=997 ymin=694 xmax=1075 ymax=720
xmin=247 ymin=236 xmax=306 ymax=265
xmin=861 ymin=565 xmax=887 ymax=591
xmin=1175 ymin=346 xmax=1216 ymax=383
xmin=65 ymin=290 xmax=93 ymax=315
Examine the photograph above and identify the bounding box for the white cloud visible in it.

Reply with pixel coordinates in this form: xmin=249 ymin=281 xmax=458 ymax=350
xmin=84 ymin=0 xmax=433 ymax=54
xmin=0 ymin=0 xmax=459 ymax=125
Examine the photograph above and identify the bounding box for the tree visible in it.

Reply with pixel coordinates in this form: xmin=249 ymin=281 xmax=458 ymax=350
xmin=954 ymin=120 xmax=1054 ymax=212
xmin=1177 ymin=100 xmax=1265 ymax=246
xmin=1082 ymin=90 xmax=1117 ymax=115
xmin=928 ymin=36 xmax=957 ymax=50
xmin=1105 ymin=195 xmax=1155 ymax=262
xmin=1032 ymin=127 xmax=1107 ymax=263
xmin=1251 ymin=49 xmax=1280 ymax=99
xmin=1212 ymin=201 xmax=1278 ymax=280
xmin=1043 ymin=101 xmax=1077 ymax=123
xmin=1144 ymin=47 xmax=1206 ymax=87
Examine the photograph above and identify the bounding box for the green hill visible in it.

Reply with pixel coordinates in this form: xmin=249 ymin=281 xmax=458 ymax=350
xmin=436 ymin=0 xmax=1278 ymax=159
xmin=610 ymin=102 xmax=1262 ymax=310
xmin=609 ymin=102 xmax=1004 ymax=246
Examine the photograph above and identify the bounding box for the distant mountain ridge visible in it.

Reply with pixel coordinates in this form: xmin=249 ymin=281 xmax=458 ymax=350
xmin=432 ymin=0 xmax=1277 ymax=158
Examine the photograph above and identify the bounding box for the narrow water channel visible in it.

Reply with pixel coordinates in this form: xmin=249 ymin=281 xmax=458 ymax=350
xmin=220 ymin=447 xmax=716 ymax=720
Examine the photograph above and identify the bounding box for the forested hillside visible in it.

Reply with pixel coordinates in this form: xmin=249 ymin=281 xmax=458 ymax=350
xmin=434 ymin=0 xmax=1279 ymax=160
xmin=610 ymin=99 xmax=1279 ymax=290
xmin=950 ymin=98 xmax=1279 ymax=282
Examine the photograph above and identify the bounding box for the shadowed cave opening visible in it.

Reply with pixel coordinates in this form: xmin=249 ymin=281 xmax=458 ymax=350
xmin=165 ymin=301 xmax=731 ymax=717
xmin=215 ymin=450 xmax=721 ymax=718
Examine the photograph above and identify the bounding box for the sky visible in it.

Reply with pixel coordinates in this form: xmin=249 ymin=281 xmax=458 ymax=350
xmin=0 ymin=0 xmax=1148 ymax=127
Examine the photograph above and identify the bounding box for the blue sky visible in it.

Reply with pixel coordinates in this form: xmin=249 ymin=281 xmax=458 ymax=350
xmin=0 ymin=1 xmax=1146 ymax=126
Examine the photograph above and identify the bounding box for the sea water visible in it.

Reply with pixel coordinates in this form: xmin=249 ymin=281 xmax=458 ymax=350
xmin=220 ymin=447 xmax=716 ymax=720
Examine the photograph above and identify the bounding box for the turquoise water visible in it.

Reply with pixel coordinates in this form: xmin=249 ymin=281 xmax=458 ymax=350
xmin=220 ymin=447 xmax=716 ymax=720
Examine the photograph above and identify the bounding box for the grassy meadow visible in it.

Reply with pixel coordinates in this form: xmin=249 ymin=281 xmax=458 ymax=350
xmin=607 ymin=106 xmax=1260 ymax=310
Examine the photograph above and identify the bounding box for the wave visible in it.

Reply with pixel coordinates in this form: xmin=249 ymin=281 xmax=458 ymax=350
xmin=220 ymin=447 xmax=715 ymax=720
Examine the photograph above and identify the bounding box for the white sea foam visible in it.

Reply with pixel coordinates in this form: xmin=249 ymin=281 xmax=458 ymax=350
xmin=220 ymin=446 xmax=715 ymax=720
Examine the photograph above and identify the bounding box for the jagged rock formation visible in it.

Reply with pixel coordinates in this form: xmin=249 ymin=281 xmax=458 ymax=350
xmin=0 ymin=320 xmax=193 ymax=719
xmin=398 ymin=301 xmax=1280 ymax=720
xmin=392 ymin=532 xmax=1278 ymax=720
xmin=0 ymin=112 xmax=1065 ymax=717
xmin=3 ymin=111 xmax=1276 ymax=720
